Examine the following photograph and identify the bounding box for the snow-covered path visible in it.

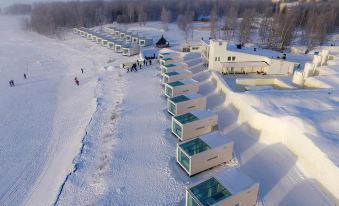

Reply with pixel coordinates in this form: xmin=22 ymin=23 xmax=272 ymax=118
xmin=57 ymin=65 xmax=191 ymax=205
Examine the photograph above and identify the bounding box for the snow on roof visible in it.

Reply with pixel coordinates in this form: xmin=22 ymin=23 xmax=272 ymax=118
xmin=182 ymin=92 xmax=204 ymax=101
xmin=122 ymin=44 xmax=139 ymax=49
xmin=214 ymin=168 xmax=256 ymax=195
xmin=200 ymin=132 xmax=233 ymax=148
xmin=163 ymin=69 xmax=192 ymax=77
xmin=190 ymin=109 xmax=215 ymax=120
xmin=179 ymin=78 xmax=198 ymax=85
xmin=227 ymin=44 xmax=312 ymax=65
xmin=220 ymin=61 xmax=269 ymax=68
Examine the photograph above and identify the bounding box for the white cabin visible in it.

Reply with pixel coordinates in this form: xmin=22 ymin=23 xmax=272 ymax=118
xmin=177 ymin=132 xmax=233 ymax=176
xmin=172 ymin=110 xmax=218 ymax=141
xmin=167 ymin=93 xmax=206 ymax=116
xmin=164 ymin=79 xmax=199 ymax=98
xmin=186 ymin=168 xmax=259 ymax=206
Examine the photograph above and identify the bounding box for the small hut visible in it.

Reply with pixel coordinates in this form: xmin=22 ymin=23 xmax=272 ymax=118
xmin=156 ymin=35 xmax=170 ymax=48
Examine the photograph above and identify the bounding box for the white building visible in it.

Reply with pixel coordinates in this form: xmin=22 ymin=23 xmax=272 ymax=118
xmin=167 ymin=93 xmax=206 ymax=116
xmin=177 ymin=132 xmax=233 ymax=176
xmin=160 ymin=62 xmax=188 ymax=74
xmin=138 ymin=36 xmax=153 ymax=47
xmin=186 ymin=168 xmax=259 ymax=206
xmin=172 ymin=110 xmax=218 ymax=141
xmin=203 ymin=39 xmax=299 ymax=75
xmin=164 ymin=79 xmax=199 ymax=98
xmin=122 ymin=44 xmax=140 ymax=56
xmin=162 ymin=70 xmax=193 ymax=84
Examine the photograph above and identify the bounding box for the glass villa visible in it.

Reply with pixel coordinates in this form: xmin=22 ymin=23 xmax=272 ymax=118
xmin=177 ymin=132 xmax=233 ymax=176
xmin=167 ymin=93 xmax=206 ymax=116
xmin=122 ymin=44 xmax=140 ymax=56
xmin=186 ymin=168 xmax=259 ymax=206
xmin=160 ymin=56 xmax=183 ymax=66
xmin=162 ymin=70 xmax=193 ymax=84
xmin=159 ymin=51 xmax=181 ymax=60
xmin=160 ymin=62 xmax=188 ymax=74
xmin=164 ymin=79 xmax=199 ymax=98
xmin=172 ymin=110 xmax=218 ymax=141
xmin=114 ymin=40 xmax=125 ymax=53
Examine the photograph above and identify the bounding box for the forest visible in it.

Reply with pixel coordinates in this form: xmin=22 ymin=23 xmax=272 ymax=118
xmin=4 ymin=0 xmax=339 ymax=50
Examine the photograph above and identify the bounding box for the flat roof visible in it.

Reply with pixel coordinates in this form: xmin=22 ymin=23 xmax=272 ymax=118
xmin=169 ymin=95 xmax=190 ymax=103
xmin=214 ymin=168 xmax=256 ymax=195
xmin=174 ymin=112 xmax=199 ymax=124
xmin=220 ymin=61 xmax=269 ymax=68
xmin=200 ymin=132 xmax=233 ymax=148
xmin=180 ymin=137 xmax=211 ymax=156
xmin=166 ymin=71 xmax=179 ymax=76
xmin=179 ymin=78 xmax=198 ymax=85
xmin=164 ymin=70 xmax=192 ymax=77
xmin=191 ymin=110 xmax=215 ymax=120
xmin=167 ymin=79 xmax=197 ymax=88
xmin=227 ymin=43 xmax=311 ymax=65
xmin=189 ymin=177 xmax=232 ymax=205
xmin=167 ymin=81 xmax=184 ymax=87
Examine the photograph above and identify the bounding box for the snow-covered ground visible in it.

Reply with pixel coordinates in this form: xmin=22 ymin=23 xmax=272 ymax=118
xmin=1 ymin=15 xmax=338 ymax=206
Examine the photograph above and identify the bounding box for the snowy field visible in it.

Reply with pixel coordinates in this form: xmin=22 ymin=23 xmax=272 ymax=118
xmin=0 ymin=14 xmax=338 ymax=206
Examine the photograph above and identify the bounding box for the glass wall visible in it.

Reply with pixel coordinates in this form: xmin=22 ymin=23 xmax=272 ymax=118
xmin=168 ymin=102 xmax=176 ymax=115
xmin=172 ymin=121 xmax=182 ymax=137
xmin=186 ymin=191 xmax=200 ymax=206
xmin=189 ymin=177 xmax=231 ymax=206
xmin=166 ymin=87 xmax=173 ymax=97
xmin=177 ymin=148 xmax=190 ymax=172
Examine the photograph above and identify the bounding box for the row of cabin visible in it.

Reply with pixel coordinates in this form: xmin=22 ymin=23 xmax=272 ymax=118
xmin=104 ymin=25 xmax=153 ymax=47
xmin=159 ymin=50 xmax=260 ymax=206
xmin=73 ymin=27 xmax=140 ymax=56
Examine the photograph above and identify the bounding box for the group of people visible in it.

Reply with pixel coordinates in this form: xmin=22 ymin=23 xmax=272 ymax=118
xmin=9 ymin=73 xmax=28 ymax=87
xmin=123 ymin=59 xmax=153 ymax=73
xmin=74 ymin=68 xmax=84 ymax=86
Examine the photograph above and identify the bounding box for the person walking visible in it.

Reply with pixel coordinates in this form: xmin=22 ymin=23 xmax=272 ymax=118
xmin=139 ymin=64 xmax=142 ymax=70
xmin=149 ymin=59 xmax=152 ymax=65
xmin=75 ymin=77 xmax=79 ymax=86
xmin=9 ymin=80 xmax=15 ymax=87
xmin=24 ymin=73 xmax=27 ymax=79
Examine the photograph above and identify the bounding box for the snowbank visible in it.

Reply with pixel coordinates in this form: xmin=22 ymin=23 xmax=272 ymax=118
xmin=211 ymin=72 xmax=339 ymax=202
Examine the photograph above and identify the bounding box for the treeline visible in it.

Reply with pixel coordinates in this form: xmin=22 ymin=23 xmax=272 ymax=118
xmin=3 ymin=3 xmax=32 ymax=15
xmin=27 ymin=0 xmax=271 ymax=35
xmin=25 ymin=0 xmax=339 ymax=49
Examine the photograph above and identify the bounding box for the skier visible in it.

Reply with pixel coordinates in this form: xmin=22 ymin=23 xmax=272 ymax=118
xmin=24 ymin=73 xmax=27 ymax=79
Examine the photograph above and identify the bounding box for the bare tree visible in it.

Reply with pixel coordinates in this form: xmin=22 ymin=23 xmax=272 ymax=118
xmin=137 ymin=4 xmax=147 ymax=26
xmin=161 ymin=6 xmax=171 ymax=31
xmin=210 ymin=6 xmax=218 ymax=39
xmin=238 ymin=9 xmax=255 ymax=45
xmin=259 ymin=10 xmax=272 ymax=46
xmin=177 ymin=10 xmax=194 ymax=41
xmin=127 ymin=3 xmax=135 ymax=23
xmin=222 ymin=6 xmax=238 ymax=41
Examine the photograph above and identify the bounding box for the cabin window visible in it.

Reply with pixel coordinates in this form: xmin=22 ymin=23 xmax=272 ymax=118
xmin=169 ymin=102 xmax=176 ymax=114
xmin=215 ymin=57 xmax=218 ymax=61
xmin=172 ymin=121 xmax=182 ymax=137
xmin=228 ymin=56 xmax=231 ymax=61
xmin=218 ymin=57 xmax=220 ymax=61
xmin=178 ymin=149 xmax=190 ymax=172
xmin=232 ymin=56 xmax=236 ymax=61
